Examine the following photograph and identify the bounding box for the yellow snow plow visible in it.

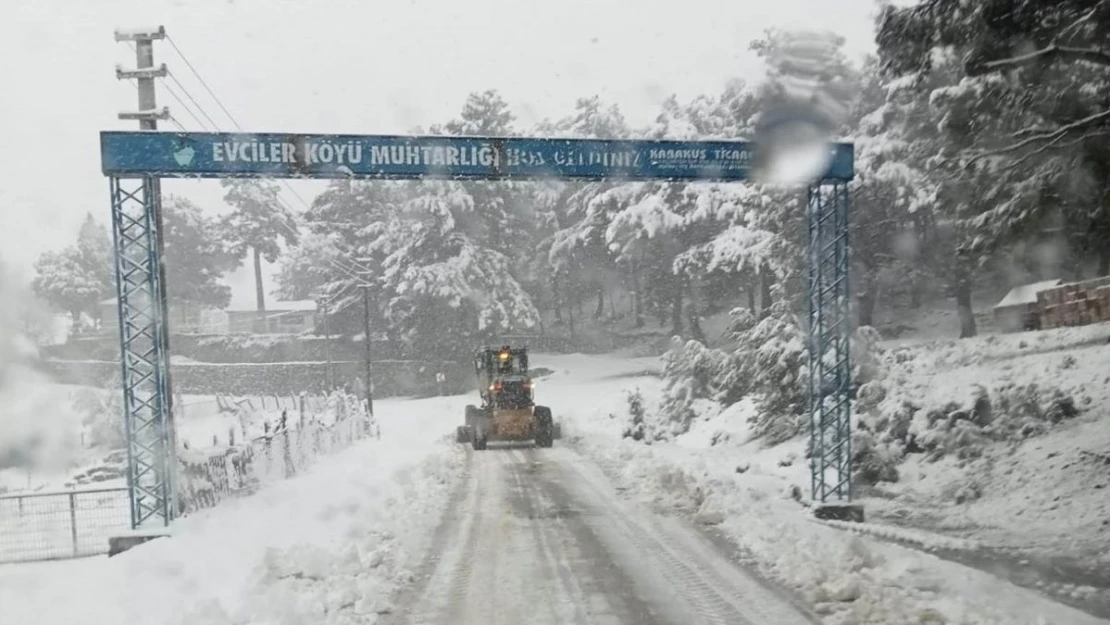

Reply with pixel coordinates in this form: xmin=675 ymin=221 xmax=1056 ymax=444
xmin=455 ymin=346 xmax=560 ymax=449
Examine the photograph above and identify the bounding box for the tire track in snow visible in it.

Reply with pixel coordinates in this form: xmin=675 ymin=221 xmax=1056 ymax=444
xmin=522 ymin=448 xmax=670 ymax=625
xmin=505 ymin=449 xmax=583 ymax=625
xmin=510 ymin=448 xmax=593 ymax=625
xmin=387 ymin=447 xmax=482 ymax=625
xmin=444 ymin=449 xmax=509 ymax=625
xmin=549 ymin=447 xmax=821 ymax=625
xmin=393 ymin=443 xmax=817 ymax=625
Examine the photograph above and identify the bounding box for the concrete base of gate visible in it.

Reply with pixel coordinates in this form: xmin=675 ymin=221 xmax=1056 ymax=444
xmin=813 ymin=502 xmax=865 ymax=523
xmin=108 ymin=530 xmax=170 ymax=557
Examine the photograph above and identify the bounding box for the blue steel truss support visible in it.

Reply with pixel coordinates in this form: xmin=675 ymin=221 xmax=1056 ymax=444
xmin=109 ymin=176 xmax=176 ymax=529
xmin=807 ymin=181 xmax=853 ymax=503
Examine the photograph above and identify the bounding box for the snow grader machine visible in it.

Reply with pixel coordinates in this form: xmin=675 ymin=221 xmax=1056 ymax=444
xmin=456 ymin=345 xmax=560 ymax=450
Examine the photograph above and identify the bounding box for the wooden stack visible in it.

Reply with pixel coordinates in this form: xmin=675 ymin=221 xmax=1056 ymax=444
xmin=1037 ymin=276 xmax=1110 ymax=329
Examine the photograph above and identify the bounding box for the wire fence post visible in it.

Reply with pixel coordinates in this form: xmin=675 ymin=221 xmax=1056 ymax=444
xmin=69 ymin=491 xmax=78 ymax=557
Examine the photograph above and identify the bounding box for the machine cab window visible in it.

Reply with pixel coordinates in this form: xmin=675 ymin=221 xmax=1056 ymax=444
xmin=495 ymin=347 xmax=527 ymax=375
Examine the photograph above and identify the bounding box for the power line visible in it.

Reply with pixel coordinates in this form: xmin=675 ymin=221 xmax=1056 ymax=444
xmin=282 ymin=184 xmax=312 ymax=211
xmin=165 ymin=35 xmax=243 ymax=131
xmin=166 ymin=70 xmax=224 ymax=130
xmin=155 ymin=38 xmax=372 ymax=310
xmin=126 ymin=55 xmax=373 ymax=291
xmin=156 ymin=34 xmax=377 ymax=284
xmin=158 ymin=41 xmax=372 ymax=280
xmin=124 ymin=75 xmax=189 ymax=133
xmin=164 ymin=36 xmax=339 ymax=218
xmin=159 ymin=78 xmax=213 ymax=131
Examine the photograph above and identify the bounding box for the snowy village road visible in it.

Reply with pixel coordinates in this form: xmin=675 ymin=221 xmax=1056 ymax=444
xmin=390 ymin=444 xmax=819 ymax=625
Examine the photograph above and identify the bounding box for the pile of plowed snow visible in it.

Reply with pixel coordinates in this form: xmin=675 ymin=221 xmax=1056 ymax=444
xmin=0 ymin=394 xmax=465 ymax=625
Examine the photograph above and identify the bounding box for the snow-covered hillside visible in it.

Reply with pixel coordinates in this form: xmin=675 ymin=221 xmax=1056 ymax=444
xmin=854 ymin=324 xmax=1110 ymax=564
xmin=574 ymin=321 xmax=1110 ymax=619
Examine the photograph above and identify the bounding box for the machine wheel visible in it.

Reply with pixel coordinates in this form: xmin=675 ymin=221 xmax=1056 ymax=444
xmin=534 ymin=406 xmax=554 ymax=448
xmin=465 ymin=405 xmax=481 ymax=426
xmin=471 ymin=427 xmax=488 ymax=451
xmin=552 ymin=422 xmax=563 ymax=440
xmin=461 ymin=405 xmax=481 ymax=444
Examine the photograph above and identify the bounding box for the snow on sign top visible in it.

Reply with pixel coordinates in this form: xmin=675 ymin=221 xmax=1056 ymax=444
xmin=99 ymin=131 xmax=855 ymax=182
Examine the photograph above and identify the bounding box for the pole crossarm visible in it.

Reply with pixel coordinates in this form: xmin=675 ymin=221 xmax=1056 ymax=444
xmin=118 ymin=108 xmax=171 ymax=122
xmin=116 ymin=64 xmax=168 ymax=80
xmin=114 ymin=26 xmax=166 ymax=42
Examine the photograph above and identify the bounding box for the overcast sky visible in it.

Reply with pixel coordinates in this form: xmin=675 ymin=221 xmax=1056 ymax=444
xmin=0 ymin=0 xmax=881 ymax=308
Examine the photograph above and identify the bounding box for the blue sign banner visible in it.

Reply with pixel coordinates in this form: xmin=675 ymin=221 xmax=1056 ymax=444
xmin=100 ymin=131 xmax=854 ymax=182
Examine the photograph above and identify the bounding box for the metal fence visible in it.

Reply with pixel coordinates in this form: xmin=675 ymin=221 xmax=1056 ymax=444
xmin=0 ymin=487 xmax=130 ymax=563
xmin=0 ymin=392 xmax=375 ymax=564
xmin=177 ymin=391 xmax=375 ymax=514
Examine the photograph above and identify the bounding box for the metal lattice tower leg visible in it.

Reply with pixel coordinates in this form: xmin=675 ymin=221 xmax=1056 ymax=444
xmin=807 ymin=182 xmax=852 ymax=503
xmin=109 ymin=176 xmax=176 ymax=528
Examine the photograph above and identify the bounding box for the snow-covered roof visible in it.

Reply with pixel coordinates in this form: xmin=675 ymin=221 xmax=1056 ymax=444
xmin=226 ymin=300 xmax=317 ymax=313
xmin=994 ymin=280 xmax=1063 ymax=309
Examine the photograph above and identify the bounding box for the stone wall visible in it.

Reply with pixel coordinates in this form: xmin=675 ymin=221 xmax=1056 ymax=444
xmin=43 ymin=359 xmax=471 ymax=398
xmin=42 ymin=333 xmax=396 ymax=364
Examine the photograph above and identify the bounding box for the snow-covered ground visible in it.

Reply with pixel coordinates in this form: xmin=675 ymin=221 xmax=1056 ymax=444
xmin=859 ymin=324 xmax=1110 ymax=614
xmin=0 ymin=391 xmax=464 ymax=625
xmin=0 ymin=387 xmax=337 ymax=495
xmin=538 ymin=350 xmax=1110 ymax=625
xmin=2 ymin=345 xmax=1107 ymax=625
xmin=862 ymin=325 xmax=1110 ymax=543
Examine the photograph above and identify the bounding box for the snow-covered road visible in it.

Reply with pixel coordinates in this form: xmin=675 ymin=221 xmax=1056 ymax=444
xmin=392 ymin=443 xmax=817 ymax=625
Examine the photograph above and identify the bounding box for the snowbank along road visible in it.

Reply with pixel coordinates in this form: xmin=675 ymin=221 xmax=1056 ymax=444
xmin=388 ymin=443 xmax=819 ymax=625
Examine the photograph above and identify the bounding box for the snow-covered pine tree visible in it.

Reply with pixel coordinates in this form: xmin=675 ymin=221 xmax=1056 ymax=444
xmin=848 ymin=58 xmax=941 ymax=327
xmin=369 ymin=180 xmax=540 ymax=359
xmin=276 ymin=179 xmax=405 ymax=337
xmin=722 ymin=283 xmax=808 ymax=444
xmin=31 ymin=214 xmax=112 ymax=331
xmin=219 ymin=179 xmax=300 ymax=313
xmin=162 ymin=196 xmax=239 ymax=313
xmin=538 ymin=96 xmax=633 ymax=331
xmin=878 ymin=0 xmax=1110 ymax=297
xmin=657 ymin=336 xmax=727 ymax=438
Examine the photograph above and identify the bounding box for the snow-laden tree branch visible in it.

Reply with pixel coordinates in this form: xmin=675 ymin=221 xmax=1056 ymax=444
xmin=977 ymin=44 xmax=1110 ymax=74
xmin=966 ymin=107 xmax=1110 ymax=163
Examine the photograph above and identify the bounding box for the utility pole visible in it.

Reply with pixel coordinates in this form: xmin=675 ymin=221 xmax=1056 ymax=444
xmin=114 ymin=25 xmax=176 ymax=521
xmin=354 ymin=257 xmax=376 ymax=428
xmin=361 ymin=284 xmax=375 ymax=420
xmin=321 ymin=298 xmax=334 ymax=392
xmin=115 ymin=27 xmax=170 ymax=129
